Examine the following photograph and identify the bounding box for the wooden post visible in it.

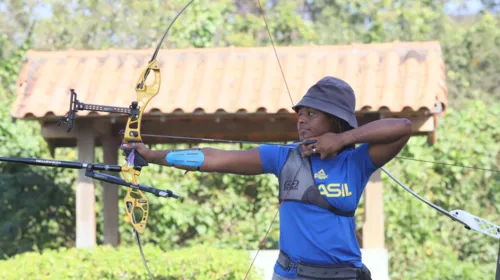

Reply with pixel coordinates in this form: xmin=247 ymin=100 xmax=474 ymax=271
xmin=76 ymin=127 xmax=96 ymax=248
xmin=362 ymin=169 xmax=385 ymax=248
xmin=101 ymin=134 xmax=120 ymax=247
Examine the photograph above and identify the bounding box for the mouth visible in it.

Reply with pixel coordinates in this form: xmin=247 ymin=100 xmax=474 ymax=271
xmin=298 ymin=128 xmax=311 ymax=137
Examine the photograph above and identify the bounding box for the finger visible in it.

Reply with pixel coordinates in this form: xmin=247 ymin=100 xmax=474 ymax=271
xmin=302 ymin=148 xmax=312 ymax=157
xmin=302 ymin=139 xmax=319 ymax=157
xmin=301 ymin=143 xmax=311 ymax=154
xmin=303 ymin=138 xmax=317 ymax=146
xmin=302 ymin=150 xmax=308 ymax=157
xmin=121 ymin=143 xmax=136 ymax=149
xmin=121 ymin=144 xmax=131 ymax=149
xmin=302 ymin=143 xmax=314 ymax=153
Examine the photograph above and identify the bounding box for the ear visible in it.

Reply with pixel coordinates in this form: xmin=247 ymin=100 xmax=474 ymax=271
xmin=329 ymin=116 xmax=343 ymax=134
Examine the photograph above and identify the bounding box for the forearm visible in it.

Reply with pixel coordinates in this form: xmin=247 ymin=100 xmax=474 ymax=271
xmin=142 ymin=147 xmax=263 ymax=175
xmin=143 ymin=148 xmax=207 ymax=173
xmin=340 ymin=118 xmax=412 ymax=146
xmin=145 ymin=147 xmax=212 ymax=169
xmin=145 ymin=148 xmax=210 ymax=171
xmin=146 ymin=149 xmax=170 ymax=166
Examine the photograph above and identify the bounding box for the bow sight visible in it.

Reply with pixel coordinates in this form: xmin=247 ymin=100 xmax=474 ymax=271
xmin=57 ymin=88 xmax=141 ymax=134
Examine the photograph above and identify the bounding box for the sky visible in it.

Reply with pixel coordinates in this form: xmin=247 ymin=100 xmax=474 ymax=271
xmin=25 ymin=0 xmax=487 ymax=20
xmin=444 ymin=0 xmax=485 ymax=15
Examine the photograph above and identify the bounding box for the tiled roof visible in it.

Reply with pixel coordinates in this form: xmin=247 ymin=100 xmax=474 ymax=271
xmin=11 ymin=41 xmax=447 ymax=119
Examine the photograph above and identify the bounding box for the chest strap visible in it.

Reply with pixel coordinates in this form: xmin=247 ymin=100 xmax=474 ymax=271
xmin=279 ymin=146 xmax=355 ymax=217
xmin=303 ymin=186 xmax=356 ymax=217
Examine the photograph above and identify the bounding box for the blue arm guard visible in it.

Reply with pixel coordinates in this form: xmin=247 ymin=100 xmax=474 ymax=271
xmin=166 ymin=149 xmax=205 ymax=170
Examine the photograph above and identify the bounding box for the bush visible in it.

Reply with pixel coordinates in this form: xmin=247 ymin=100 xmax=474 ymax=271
xmin=0 ymin=244 xmax=263 ymax=280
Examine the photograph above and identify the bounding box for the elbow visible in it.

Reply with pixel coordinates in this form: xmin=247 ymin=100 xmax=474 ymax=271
xmin=400 ymin=118 xmax=413 ymax=138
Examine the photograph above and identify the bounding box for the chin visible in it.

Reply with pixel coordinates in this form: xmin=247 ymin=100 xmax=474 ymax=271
xmin=298 ymin=132 xmax=311 ymax=140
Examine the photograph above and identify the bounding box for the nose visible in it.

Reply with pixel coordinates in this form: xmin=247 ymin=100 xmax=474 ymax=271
xmin=297 ymin=114 xmax=306 ymax=124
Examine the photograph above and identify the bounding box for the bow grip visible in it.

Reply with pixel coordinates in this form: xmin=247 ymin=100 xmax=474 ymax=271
xmin=122 ymin=142 xmax=149 ymax=170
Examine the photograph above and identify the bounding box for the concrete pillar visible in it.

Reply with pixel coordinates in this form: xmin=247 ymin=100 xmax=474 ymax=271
xmin=363 ymin=169 xmax=385 ymax=248
xmin=76 ymin=127 xmax=96 ymax=248
xmin=101 ymin=135 xmax=120 ymax=247
xmin=362 ymin=169 xmax=389 ymax=280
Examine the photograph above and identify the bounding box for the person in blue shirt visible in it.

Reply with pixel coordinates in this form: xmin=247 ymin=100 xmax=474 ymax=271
xmin=123 ymin=76 xmax=412 ymax=280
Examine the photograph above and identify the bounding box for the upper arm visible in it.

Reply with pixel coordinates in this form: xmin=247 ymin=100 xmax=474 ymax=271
xmin=200 ymin=144 xmax=285 ymax=176
xmin=201 ymin=147 xmax=264 ymax=175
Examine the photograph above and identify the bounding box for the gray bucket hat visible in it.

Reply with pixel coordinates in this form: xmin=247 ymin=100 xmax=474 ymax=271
xmin=292 ymin=76 xmax=358 ymax=128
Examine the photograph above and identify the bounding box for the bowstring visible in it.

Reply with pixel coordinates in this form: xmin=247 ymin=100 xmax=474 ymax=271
xmin=130 ymin=207 xmax=155 ymax=280
xmin=137 ymin=134 xmax=500 ymax=173
xmin=138 ymin=0 xmax=195 ymax=89
xmin=244 ymin=1 xmax=302 ymax=279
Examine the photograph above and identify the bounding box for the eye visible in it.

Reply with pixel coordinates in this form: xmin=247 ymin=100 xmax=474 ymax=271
xmin=297 ymin=108 xmax=316 ymax=117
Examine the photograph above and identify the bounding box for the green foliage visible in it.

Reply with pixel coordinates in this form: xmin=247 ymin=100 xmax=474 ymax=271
xmin=442 ymin=12 xmax=500 ymax=105
xmin=383 ymin=99 xmax=499 ymax=279
xmin=308 ymin=0 xmax=446 ymax=44
xmin=0 ymin=85 xmax=77 ymax=259
xmin=0 ymin=244 xmax=262 ymax=279
xmin=236 ymin=1 xmax=317 ymax=46
xmin=0 ymin=30 xmax=31 ymax=102
xmin=37 ymin=0 xmax=238 ymax=50
xmin=32 ymin=0 xmax=315 ymax=50
xmin=0 ymin=14 xmax=76 ymax=259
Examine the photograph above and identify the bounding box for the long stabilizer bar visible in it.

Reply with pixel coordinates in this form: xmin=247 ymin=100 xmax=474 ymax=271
xmin=0 ymin=156 xmax=178 ymax=198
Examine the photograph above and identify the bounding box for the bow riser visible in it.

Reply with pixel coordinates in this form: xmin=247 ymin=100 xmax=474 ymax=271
xmin=121 ymin=59 xmax=161 ymax=235
xmin=121 ymin=166 xmax=150 ymax=234
xmin=123 ymin=59 xmax=161 ymax=143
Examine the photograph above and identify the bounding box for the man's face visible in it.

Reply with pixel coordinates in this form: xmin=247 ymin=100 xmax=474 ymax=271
xmin=296 ymin=106 xmax=334 ymax=140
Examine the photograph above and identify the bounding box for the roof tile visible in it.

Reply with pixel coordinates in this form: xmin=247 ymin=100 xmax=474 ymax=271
xmin=11 ymin=42 xmax=447 ymax=119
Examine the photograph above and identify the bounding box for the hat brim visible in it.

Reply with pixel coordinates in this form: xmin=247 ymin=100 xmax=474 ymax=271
xmin=292 ymin=96 xmax=358 ymax=128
